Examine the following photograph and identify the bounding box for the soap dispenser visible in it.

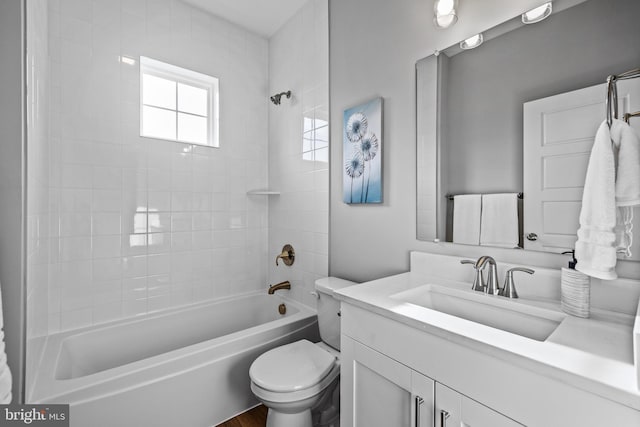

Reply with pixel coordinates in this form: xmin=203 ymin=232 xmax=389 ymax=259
xmin=560 ymin=250 xmax=590 ymax=318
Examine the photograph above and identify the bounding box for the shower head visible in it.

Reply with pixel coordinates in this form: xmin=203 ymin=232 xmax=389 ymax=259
xmin=270 ymin=90 xmax=292 ymax=105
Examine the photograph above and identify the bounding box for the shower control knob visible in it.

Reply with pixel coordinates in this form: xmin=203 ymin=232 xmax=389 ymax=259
xmin=526 ymin=233 xmax=538 ymax=241
xmin=275 ymin=244 xmax=295 ymax=266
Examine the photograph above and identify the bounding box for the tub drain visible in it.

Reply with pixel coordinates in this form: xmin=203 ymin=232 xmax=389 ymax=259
xmin=278 ymin=303 xmax=286 ymax=315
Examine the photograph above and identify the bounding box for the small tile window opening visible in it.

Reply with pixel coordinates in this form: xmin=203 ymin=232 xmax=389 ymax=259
xmin=140 ymin=56 xmax=219 ymax=147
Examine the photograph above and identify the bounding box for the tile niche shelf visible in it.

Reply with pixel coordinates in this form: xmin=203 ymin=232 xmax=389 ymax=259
xmin=246 ymin=190 xmax=281 ymax=195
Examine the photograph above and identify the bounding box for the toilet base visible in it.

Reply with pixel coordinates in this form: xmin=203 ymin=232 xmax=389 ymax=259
xmin=257 ymin=376 xmax=340 ymax=427
xmin=266 ymin=408 xmax=312 ymax=427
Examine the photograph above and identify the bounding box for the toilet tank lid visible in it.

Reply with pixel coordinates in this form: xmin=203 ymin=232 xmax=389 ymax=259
xmin=315 ymin=277 xmax=357 ymax=295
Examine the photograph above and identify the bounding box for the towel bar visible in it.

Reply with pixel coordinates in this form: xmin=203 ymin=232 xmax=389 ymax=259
xmin=446 ymin=192 xmax=523 ymax=201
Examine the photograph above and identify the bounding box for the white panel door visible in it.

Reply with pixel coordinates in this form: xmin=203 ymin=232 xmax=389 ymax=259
xmin=341 ymin=336 xmax=435 ymax=427
xmin=523 ymin=79 xmax=640 ymax=255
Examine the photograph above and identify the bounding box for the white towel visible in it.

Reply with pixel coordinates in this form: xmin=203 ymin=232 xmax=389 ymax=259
xmin=612 ymin=119 xmax=640 ymax=257
xmin=575 ymin=119 xmax=640 ymax=280
xmin=480 ymin=193 xmax=519 ymax=248
xmin=452 ymin=195 xmax=482 ymax=245
xmin=0 ymin=280 xmax=11 ymax=403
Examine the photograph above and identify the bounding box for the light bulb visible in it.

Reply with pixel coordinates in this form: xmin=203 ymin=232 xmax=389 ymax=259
xmin=436 ymin=0 xmax=455 ymax=15
xmin=460 ymin=33 xmax=483 ymax=50
xmin=433 ymin=0 xmax=458 ymax=29
xmin=522 ymin=2 xmax=553 ymax=24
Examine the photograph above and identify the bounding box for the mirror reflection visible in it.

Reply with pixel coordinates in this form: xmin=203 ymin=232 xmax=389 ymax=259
xmin=416 ymin=0 xmax=640 ymax=260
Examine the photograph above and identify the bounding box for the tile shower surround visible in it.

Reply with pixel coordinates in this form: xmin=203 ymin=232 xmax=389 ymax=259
xmin=267 ymin=0 xmax=329 ymax=308
xmin=25 ymin=0 xmax=330 ymax=401
xmin=44 ymin=0 xmax=271 ymax=332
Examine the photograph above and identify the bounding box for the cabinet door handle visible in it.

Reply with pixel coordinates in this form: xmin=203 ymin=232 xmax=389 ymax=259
xmin=414 ymin=396 xmax=424 ymax=427
xmin=440 ymin=409 xmax=450 ymax=427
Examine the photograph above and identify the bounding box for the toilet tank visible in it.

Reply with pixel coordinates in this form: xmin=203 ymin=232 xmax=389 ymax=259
xmin=315 ymin=277 xmax=357 ymax=351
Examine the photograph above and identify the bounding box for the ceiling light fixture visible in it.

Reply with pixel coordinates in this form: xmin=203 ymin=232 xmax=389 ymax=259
xmin=522 ymin=2 xmax=553 ymax=24
xmin=433 ymin=0 xmax=458 ymax=29
xmin=460 ymin=33 xmax=483 ymax=50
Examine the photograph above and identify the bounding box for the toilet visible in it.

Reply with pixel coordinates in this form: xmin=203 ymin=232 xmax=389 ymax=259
xmin=249 ymin=277 xmax=355 ymax=427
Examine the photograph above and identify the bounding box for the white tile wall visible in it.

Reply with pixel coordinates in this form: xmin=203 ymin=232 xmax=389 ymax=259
xmin=46 ymin=0 xmax=270 ymax=332
xmin=26 ymin=0 xmax=51 ymax=399
xmin=268 ymin=0 xmax=329 ymax=307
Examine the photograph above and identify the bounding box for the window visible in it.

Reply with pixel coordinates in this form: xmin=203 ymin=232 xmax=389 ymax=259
xmin=140 ymin=56 xmax=219 ymax=147
xmin=302 ymin=114 xmax=329 ymax=162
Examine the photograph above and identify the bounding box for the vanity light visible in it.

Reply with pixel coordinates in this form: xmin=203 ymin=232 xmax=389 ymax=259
xmin=522 ymin=2 xmax=553 ymax=24
xmin=433 ymin=0 xmax=458 ymax=29
xmin=460 ymin=33 xmax=483 ymax=50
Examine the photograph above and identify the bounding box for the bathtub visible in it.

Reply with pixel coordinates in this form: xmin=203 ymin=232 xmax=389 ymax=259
xmin=30 ymin=292 xmax=319 ymax=427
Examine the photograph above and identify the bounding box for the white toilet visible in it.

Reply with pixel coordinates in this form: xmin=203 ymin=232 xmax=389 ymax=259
xmin=249 ymin=277 xmax=354 ymax=427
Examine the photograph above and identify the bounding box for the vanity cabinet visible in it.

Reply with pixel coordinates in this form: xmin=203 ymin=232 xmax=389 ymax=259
xmin=341 ymin=336 xmax=434 ymax=427
xmin=342 ymin=335 xmax=521 ymax=427
xmin=339 ymin=300 xmax=640 ymax=426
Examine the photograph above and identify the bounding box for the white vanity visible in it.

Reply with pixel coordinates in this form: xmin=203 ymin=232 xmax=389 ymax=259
xmin=335 ymin=252 xmax=640 ymax=426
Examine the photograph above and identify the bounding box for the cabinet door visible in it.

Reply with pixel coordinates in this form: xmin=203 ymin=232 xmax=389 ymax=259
xmin=341 ymin=336 xmax=435 ymax=427
xmin=435 ymin=383 xmax=522 ymax=427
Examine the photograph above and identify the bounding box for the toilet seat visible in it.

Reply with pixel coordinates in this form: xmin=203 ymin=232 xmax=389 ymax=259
xmin=249 ymin=340 xmax=340 ymax=404
xmin=250 ymin=340 xmax=337 ymax=392
xmin=251 ymin=363 xmax=340 ymax=404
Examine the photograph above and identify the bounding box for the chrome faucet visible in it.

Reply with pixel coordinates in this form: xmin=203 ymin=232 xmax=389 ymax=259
xmin=475 ymin=256 xmax=500 ymax=295
xmin=268 ymin=280 xmax=291 ymax=295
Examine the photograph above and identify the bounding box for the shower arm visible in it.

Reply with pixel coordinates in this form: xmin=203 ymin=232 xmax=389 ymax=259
xmin=270 ymin=91 xmax=292 ymax=105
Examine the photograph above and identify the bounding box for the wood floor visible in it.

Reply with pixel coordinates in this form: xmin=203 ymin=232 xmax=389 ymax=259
xmin=216 ymin=405 xmax=267 ymax=427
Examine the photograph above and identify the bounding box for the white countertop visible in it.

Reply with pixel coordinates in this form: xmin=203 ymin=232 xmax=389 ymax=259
xmin=335 ymin=261 xmax=640 ymax=411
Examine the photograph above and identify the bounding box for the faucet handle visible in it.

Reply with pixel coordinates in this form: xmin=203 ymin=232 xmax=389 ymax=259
xmin=461 ymin=259 xmax=485 ymax=292
xmin=275 ymin=244 xmax=295 ymax=266
xmin=499 ymin=267 xmax=534 ymax=299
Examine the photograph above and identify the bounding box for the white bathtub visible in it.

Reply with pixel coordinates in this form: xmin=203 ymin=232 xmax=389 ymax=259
xmin=30 ymin=292 xmax=319 ymax=427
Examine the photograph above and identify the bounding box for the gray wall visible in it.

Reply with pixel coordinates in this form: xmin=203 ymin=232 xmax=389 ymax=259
xmin=328 ymin=0 xmax=640 ymax=282
xmin=0 ymin=0 xmax=25 ymax=403
xmin=445 ymin=0 xmax=640 ymax=195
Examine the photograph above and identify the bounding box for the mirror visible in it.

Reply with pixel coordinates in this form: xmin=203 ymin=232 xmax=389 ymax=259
xmin=417 ymin=0 xmax=640 ymax=260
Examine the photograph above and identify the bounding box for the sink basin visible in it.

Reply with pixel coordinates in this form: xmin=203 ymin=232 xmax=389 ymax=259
xmin=390 ymin=284 xmax=564 ymax=341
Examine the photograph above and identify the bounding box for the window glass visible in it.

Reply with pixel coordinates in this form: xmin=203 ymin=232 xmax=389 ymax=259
xmin=178 ymin=83 xmax=208 ymax=116
xmin=142 ymin=74 xmax=176 ymax=110
xmin=142 ymin=106 xmax=176 ymax=140
xmin=177 ymin=113 xmax=208 ymax=145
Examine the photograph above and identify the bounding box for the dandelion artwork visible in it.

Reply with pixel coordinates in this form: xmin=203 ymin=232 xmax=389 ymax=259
xmin=343 ymin=98 xmax=383 ymax=204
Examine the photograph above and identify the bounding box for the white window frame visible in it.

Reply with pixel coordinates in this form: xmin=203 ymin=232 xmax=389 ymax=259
xmin=139 ymin=56 xmax=220 ymax=147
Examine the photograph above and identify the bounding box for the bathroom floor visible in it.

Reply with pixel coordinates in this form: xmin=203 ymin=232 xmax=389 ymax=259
xmin=216 ymin=405 xmax=267 ymax=427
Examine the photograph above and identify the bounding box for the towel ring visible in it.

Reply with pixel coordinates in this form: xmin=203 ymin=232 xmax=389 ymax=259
xmin=606 ymin=75 xmax=618 ymax=128
xmin=605 ymin=67 xmax=640 ymax=128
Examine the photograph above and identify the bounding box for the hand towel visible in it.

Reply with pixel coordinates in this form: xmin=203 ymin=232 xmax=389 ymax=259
xmin=452 ymin=194 xmax=482 ymax=245
xmin=480 ymin=193 xmax=519 ymax=248
xmin=611 ymin=119 xmax=640 ymax=257
xmin=576 ymin=119 xmax=640 ymax=280
xmin=575 ymin=120 xmax=617 ymax=279
xmin=0 ymin=280 xmax=11 ymax=403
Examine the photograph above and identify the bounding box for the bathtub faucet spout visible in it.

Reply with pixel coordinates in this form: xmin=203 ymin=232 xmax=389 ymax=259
xmin=268 ymin=281 xmax=291 ymax=294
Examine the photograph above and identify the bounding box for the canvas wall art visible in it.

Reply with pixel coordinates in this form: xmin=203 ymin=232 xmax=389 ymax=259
xmin=343 ymin=98 xmax=383 ymax=204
